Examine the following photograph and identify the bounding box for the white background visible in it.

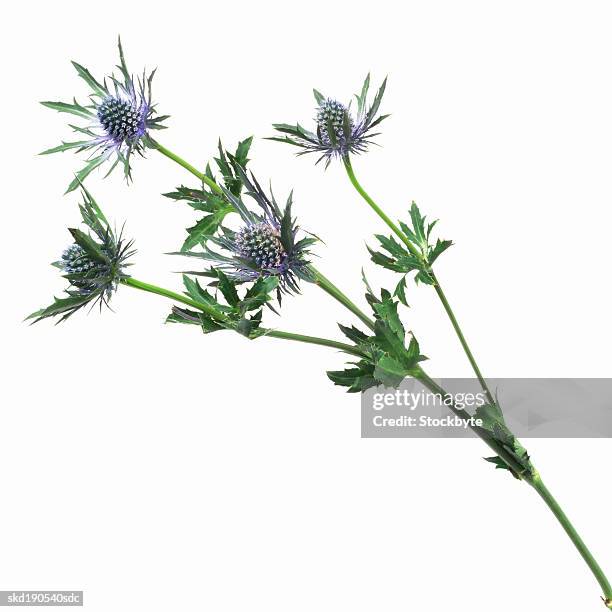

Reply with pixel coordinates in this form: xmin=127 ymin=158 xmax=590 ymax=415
xmin=1 ymin=1 xmax=611 ymax=610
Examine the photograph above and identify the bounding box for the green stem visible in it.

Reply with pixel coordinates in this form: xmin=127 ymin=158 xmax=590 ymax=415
xmin=528 ymin=473 xmax=612 ymax=607
xmin=120 ymin=277 xmax=362 ymax=357
xmin=153 ymin=140 xmax=223 ymax=195
xmin=343 ymin=155 xmax=494 ymax=404
xmin=122 ymin=276 xmax=227 ymax=321
xmin=429 ymin=272 xmax=495 ymax=405
xmin=344 ymin=156 xmax=612 ymax=607
xmin=124 ymin=273 xmax=611 ymax=605
xmin=343 ymin=156 xmax=418 ymax=256
xmin=309 ymin=266 xmax=375 ymax=330
xmin=266 ymin=329 xmax=363 ymax=356
xmin=416 ymin=369 xmax=529 ymax=477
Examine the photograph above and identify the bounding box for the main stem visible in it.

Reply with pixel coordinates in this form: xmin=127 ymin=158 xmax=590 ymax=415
xmin=530 ymin=474 xmax=612 ymax=607
xmin=343 ymin=155 xmax=612 ymax=607
xmin=429 ymin=273 xmax=494 ymax=405
xmin=124 ymin=279 xmax=612 ymax=606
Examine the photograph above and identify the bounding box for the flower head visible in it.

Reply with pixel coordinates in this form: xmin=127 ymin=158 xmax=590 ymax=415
xmin=270 ymin=74 xmax=388 ymax=167
xmin=40 ymin=37 xmax=168 ymax=193
xmin=27 ymin=187 xmax=135 ymax=323
xmin=177 ymin=162 xmax=317 ymax=297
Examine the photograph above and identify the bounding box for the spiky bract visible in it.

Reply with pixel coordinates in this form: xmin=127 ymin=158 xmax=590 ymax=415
xmin=27 ymin=187 xmax=135 ymax=323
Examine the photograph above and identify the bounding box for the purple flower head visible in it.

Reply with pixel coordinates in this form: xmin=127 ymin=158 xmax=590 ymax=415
xmin=41 ymin=37 xmax=168 ymax=193
xmin=270 ymin=74 xmax=388 ymax=167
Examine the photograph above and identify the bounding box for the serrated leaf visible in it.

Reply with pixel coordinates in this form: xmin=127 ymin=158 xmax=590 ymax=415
xmin=327 ymin=363 xmax=377 ymax=393
xmin=181 ymin=207 xmax=232 ymax=251
xmin=374 ymin=354 xmax=408 ymax=387
xmin=484 ymin=456 xmax=512 ymax=471
xmin=26 ymin=294 xmax=94 ymax=324
xmin=68 ymin=228 xmax=109 ymax=264
xmin=394 ymin=276 xmax=408 ymax=306
xmin=216 ymin=270 xmax=240 ymax=307
xmin=428 ymin=239 xmax=453 ymax=265
xmin=338 ymin=324 xmax=369 ymax=345
xmin=65 ymin=155 xmax=106 ymax=194
xmin=40 ymin=100 xmax=94 ymax=119
xmin=39 ymin=140 xmax=90 ymax=155
xmin=71 ymin=61 xmax=106 ymax=97
xmin=234 ymin=136 xmax=253 ymax=167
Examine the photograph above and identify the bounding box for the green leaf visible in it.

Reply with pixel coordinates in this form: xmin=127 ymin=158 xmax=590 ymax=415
xmin=68 ymin=228 xmax=109 ymax=264
xmin=40 ymin=100 xmax=94 ymax=119
xmin=338 ymin=324 xmax=369 ymax=345
xmin=71 ymin=61 xmax=106 ymax=97
xmin=240 ymin=276 xmax=278 ymax=313
xmin=167 ymin=306 xmax=225 ymax=333
xmin=376 ymin=234 xmax=408 ymax=259
xmin=39 ymin=140 xmax=90 ymax=155
xmin=366 ymin=77 xmax=387 ymax=125
xmin=313 ymin=88 xmax=325 ymax=105
xmin=394 ymin=276 xmax=408 ymax=306
xmin=374 ymin=354 xmax=408 ymax=387
xmin=65 ymin=156 xmax=106 ymax=194
xmin=484 ymin=456 xmax=513 ymax=472
xmin=182 ymin=275 xmax=226 ymax=315
xmin=327 ymin=362 xmax=377 ymax=393
xmin=181 ymin=207 xmax=232 ymax=251
xmin=409 ymin=201 xmax=428 ymax=247
xmin=474 ymin=403 xmax=506 ymax=431
xmin=280 ymin=192 xmax=294 ymax=251
xmin=26 ymin=294 xmax=94 ymax=324
xmin=355 ymin=73 xmax=370 ymax=115
xmin=428 ymin=239 xmax=453 ymax=265
xmin=372 ymin=293 xmax=404 ymax=342
xmin=234 ymin=136 xmax=253 ymax=167
xmin=216 ymin=270 xmax=240 ymax=307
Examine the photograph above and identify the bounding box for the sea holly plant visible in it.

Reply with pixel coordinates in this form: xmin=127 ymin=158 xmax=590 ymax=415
xmin=31 ymin=46 xmax=612 ymax=610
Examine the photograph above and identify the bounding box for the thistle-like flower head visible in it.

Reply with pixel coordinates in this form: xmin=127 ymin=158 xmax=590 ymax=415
xmin=27 ymin=187 xmax=135 ymax=323
xmin=210 ymin=167 xmax=316 ymax=295
xmin=270 ymin=75 xmax=388 ymax=167
xmin=40 ymin=37 xmax=168 ymax=193
xmin=174 ymin=156 xmax=317 ymax=297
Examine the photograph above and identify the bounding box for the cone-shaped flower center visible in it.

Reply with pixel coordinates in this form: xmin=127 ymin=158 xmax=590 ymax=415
xmin=317 ymin=99 xmax=354 ymax=144
xmin=59 ymin=244 xmax=108 ymax=293
xmin=60 ymin=244 xmax=98 ymax=274
xmin=97 ymin=96 xmax=143 ymax=142
xmin=236 ymin=223 xmax=286 ymax=270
